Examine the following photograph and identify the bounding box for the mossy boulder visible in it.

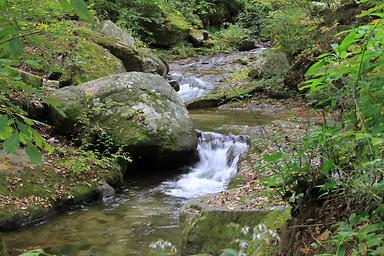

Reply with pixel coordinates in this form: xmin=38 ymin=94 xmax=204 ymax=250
xmin=99 ymin=20 xmax=135 ymax=47
xmin=180 ymin=193 xmax=290 ymax=256
xmin=82 ymin=28 xmax=170 ymax=78
xmin=132 ymin=3 xmax=192 ymax=48
xmin=188 ymin=29 xmax=205 ymax=47
xmin=49 ymin=72 xmax=197 ymax=167
xmin=0 ymin=147 xmax=123 ymax=231
xmin=18 ymin=21 xmax=126 ymax=88
xmin=149 ymin=13 xmax=191 ymax=48
xmin=248 ymin=50 xmax=290 ymax=79
xmin=18 ymin=20 xmax=169 ymax=88
xmin=56 ymin=38 xmax=127 ymax=87
xmin=140 ymin=49 xmax=170 ymax=77
xmin=48 ymin=86 xmax=87 ymax=134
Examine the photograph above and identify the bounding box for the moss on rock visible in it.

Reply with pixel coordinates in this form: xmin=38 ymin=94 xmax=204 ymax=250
xmin=48 ymin=72 xmax=197 ymax=168
xmin=180 ymin=197 xmax=290 ymax=255
xmin=20 ymin=21 xmax=126 ymax=87
xmin=0 ymin=148 xmax=123 ymax=231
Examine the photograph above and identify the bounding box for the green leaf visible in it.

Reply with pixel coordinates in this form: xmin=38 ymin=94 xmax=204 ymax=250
xmin=59 ymin=0 xmax=73 ymax=13
xmin=17 ymin=121 xmax=33 ymax=145
xmin=337 ymin=246 xmax=346 ymax=256
xmin=321 ymin=159 xmax=334 ymax=173
xmin=0 ymin=115 xmax=13 ymax=140
xmin=263 ymin=151 xmax=284 ymax=163
xmin=8 ymin=37 xmax=24 ymax=58
xmin=25 ymin=59 xmax=43 ymax=70
xmin=26 ymin=142 xmax=42 ymax=165
xmin=3 ymin=132 xmax=19 ymax=153
xmin=337 ymin=30 xmax=357 ymax=52
xmin=305 ymin=59 xmax=325 ymax=77
xmin=71 ymin=0 xmax=92 ymax=21
xmin=222 ymin=249 xmax=238 ymax=256
xmin=33 ymin=130 xmax=44 ymax=149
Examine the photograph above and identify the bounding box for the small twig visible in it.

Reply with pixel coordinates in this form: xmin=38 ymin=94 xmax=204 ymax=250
xmin=289 ymin=222 xmax=337 ymax=228
xmin=0 ymin=30 xmax=42 ymax=45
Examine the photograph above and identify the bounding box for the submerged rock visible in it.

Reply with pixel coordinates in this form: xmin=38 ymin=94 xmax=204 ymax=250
xmin=49 ymin=72 xmax=197 ymax=167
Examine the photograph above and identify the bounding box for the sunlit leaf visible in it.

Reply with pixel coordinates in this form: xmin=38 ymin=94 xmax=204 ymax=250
xmin=26 ymin=142 xmax=42 ymax=165
xmin=59 ymin=0 xmax=73 ymax=13
xmin=263 ymin=151 xmax=284 ymax=163
xmin=71 ymin=0 xmax=92 ymax=21
xmin=3 ymin=132 xmax=19 ymax=153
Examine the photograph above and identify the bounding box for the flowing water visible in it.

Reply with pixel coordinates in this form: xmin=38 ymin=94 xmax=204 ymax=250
xmin=4 ymin=51 xmax=275 ymax=256
xmin=169 ymin=48 xmax=265 ymax=102
xmin=161 ymin=132 xmax=249 ymax=199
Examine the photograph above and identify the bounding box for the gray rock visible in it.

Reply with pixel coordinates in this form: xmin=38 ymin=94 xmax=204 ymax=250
xmin=42 ymin=79 xmax=60 ymax=90
xmin=49 ymin=72 xmax=197 ymax=167
xmin=99 ymin=20 xmax=135 ymax=47
xmin=98 ymin=182 xmax=115 ymax=200
xmin=142 ymin=52 xmax=169 ymax=78
xmin=238 ymin=39 xmax=263 ymax=51
xmin=48 ymin=86 xmax=87 ymax=134
xmin=249 ymin=50 xmax=290 ymax=79
xmin=189 ymin=29 xmax=205 ymax=47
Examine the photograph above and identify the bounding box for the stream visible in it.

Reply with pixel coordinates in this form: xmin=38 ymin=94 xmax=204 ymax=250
xmin=5 ymin=51 xmax=276 ymax=256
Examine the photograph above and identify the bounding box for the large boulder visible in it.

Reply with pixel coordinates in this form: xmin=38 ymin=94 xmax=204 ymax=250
xmin=99 ymin=20 xmax=135 ymax=47
xmin=248 ymin=50 xmax=290 ymax=79
xmin=49 ymin=72 xmax=197 ymax=167
xmin=148 ymin=12 xmax=191 ymax=48
xmin=79 ymin=27 xmax=170 ymax=78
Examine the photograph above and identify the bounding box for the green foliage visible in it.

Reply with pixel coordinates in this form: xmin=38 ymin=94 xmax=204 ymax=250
xmin=0 ymin=0 xmax=92 ymax=163
xmin=211 ymin=23 xmax=249 ymax=51
xmin=18 ymin=249 xmax=53 ymax=256
xmin=265 ymin=1 xmax=318 ymax=55
xmin=316 ymin=214 xmax=384 ymax=256
xmin=236 ymin=1 xmax=272 ymax=38
xmin=254 ymin=2 xmax=384 ymax=255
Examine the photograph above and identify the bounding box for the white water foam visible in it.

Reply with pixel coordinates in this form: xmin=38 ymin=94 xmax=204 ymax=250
xmin=162 ymin=132 xmax=249 ymax=198
xmin=170 ymin=72 xmax=213 ymax=102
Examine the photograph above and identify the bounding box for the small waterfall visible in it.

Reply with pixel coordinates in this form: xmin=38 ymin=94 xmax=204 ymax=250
xmin=170 ymin=72 xmax=214 ymax=102
xmin=162 ymin=132 xmax=249 ymax=198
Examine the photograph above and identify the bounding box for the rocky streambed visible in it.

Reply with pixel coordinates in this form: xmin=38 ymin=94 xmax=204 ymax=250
xmin=4 ymin=50 xmax=301 ymax=255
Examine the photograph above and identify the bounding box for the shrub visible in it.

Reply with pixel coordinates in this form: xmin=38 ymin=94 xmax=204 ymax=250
xmin=212 ymin=24 xmax=250 ymax=51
